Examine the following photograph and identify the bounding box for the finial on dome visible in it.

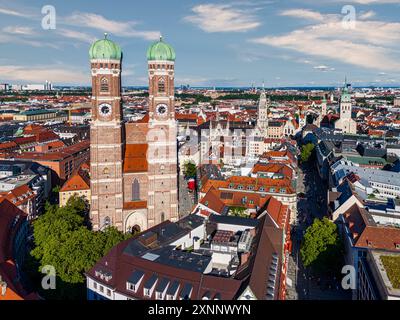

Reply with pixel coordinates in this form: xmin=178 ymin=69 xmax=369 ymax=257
xmin=159 ymin=34 xmax=163 ymax=42
xmin=104 ymin=32 xmax=108 ymax=39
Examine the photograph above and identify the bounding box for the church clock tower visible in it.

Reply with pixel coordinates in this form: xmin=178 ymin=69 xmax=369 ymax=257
xmin=89 ymin=34 xmax=124 ymax=231
xmin=146 ymin=36 xmax=179 ymax=226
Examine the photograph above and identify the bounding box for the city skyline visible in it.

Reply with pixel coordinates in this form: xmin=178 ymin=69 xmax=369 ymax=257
xmin=0 ymin=0 xmax=400 ymax=87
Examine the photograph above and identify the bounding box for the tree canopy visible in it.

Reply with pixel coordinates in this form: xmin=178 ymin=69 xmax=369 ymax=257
xmin=183 ymin=161 xmax=197 ymax=179
xmin=300 ymin=143 xmax=315 ymax=163
xmin=30 ymin=196 xmax=131 ymax=298
xmin=300 ymin=217 xmax=343 ymax=274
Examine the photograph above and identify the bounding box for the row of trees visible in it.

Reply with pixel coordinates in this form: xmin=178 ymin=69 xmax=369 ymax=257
xmin=27 ymin=196 xmax=131 ymax=299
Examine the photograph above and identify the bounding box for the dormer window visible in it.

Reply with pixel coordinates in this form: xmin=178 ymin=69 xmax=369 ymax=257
xmin=126 ymin=270 xmax=145 ymax=294
xmin=179 ymin=283 xmax=193 ymax=300
xmin=166 ymin=280 xmax=180 ymax=300
xmin=155 ymin=278 xmax=170 ymax=300
xmin=143 ymin=274 xmax=158 ymax=298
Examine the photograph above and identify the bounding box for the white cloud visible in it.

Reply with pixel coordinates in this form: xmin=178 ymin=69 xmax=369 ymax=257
xmin=0 ymin=32 xmax=59 ymax=49
xmin=314 ymin=65 xmax=335 ymax=72
xmin=0 ymin=64 xmax=88 ymax=84
xmin=184 ymin=4 xmax=261 ymax=33
xmin=0 ymin=7 xmax=30 ymax=18
xmin=280 ymin=9 xmax=325 ymax=22
xmin=65 ymin=12 xmax=160 ymax=40
xmin=2 ymin=26 xmax=35 ymax=35
xmin=359 ymin=10 xmax=376 ymax=20
xmin=57 ymin=28 xmax=96 ymax=44
xmin=250 ymin=12 xmax=400 ymax=72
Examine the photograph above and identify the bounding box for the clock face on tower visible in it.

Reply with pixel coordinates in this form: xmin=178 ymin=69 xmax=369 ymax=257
xmin=99 ymin=103 xmax=112 ymax=117
xmin=156 ymin=104 xmax=168 ymax=117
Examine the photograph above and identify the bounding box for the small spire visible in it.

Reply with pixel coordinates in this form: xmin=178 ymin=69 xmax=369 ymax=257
xmin=104 ymin=32 xmax=108 ymax=39
xmin=159 ymin=34 xmax=163 ymax=42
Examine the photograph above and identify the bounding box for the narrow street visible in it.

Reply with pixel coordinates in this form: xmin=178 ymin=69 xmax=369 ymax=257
xmin=286 ymin=161 xmax=351 ymax=300
xmin=178 ymin=174 xmax=196 ymax=218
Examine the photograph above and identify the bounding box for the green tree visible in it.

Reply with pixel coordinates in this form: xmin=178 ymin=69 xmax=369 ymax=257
xmin=99 ymin=226 xmax=132 ymax=256
xmin=30 ymin=196 xmax=131 ymax=299
xmin=300 ymin=143 xmax=315 ymax=163
xmin=229 ymin=206 xmax=247 ymax=217
xmin=52 ymin=185 xmax=61 ymax=194
xmin=300 ymin=217 xmax=343 ymax=274
xmin=184 ymin=161 xmax=197 ymax=179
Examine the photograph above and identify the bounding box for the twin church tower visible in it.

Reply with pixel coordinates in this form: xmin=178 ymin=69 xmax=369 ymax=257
xmin=88 ymin=34 xmax=178 ymax=233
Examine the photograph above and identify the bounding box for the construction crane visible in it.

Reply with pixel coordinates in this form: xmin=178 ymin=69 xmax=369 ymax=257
xmin=61 ymin=103 xmax=91 ymax=126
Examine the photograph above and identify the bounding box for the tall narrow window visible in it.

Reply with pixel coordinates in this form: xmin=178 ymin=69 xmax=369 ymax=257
xmin=158 ymin=78 xmax=165 ymax=94
xmin=100 ymin=77 xmax=109 ymax=92
xmin=132 ymin=179 xmax=140 ymax=201
xmin=161 ymin=212 xmax=165 ymax=222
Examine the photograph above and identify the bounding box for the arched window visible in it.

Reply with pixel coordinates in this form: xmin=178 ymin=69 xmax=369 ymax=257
xmin=132 ymin=179 xmax=140 ymax=201
xmin=100 ymin=77 xmax=109 ymax=92
xmin=160 ymin=212 xmax=165 ymax=222
xmin=158 ymin=77 xmax=165 ymax=93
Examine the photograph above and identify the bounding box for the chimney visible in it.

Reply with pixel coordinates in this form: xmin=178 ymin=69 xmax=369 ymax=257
xmin=0 ymin=280 xmax=7 ymax=296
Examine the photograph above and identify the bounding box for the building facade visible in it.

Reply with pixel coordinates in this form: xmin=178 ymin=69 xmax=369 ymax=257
xmin=89 ymin=35 xmax=178 ymax=233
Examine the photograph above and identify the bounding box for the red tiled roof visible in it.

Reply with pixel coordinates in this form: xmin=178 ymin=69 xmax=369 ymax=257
xmin=199 ymin=188 xmax=227 ymax=214
xmin=0 ymin=141 xmax=17 ymax=151
xmin=201 ymin=176 xmax=294 ymax=195
xmin=60 ymin=170 xmax=90 ymax=192
xmin=0 ymin=198 xmax=27 ymax=262
xmin=123 ymin=201 xmax=148 ymax=210
xmin=252 ymin=163 xmax=293 ymax=180
xmin=175 ymin=113 xmax=198 ymax=121
xmin=15 ymin=140 xmax=90 ymax=162
xmin=0 ymin=260 xmax=39 ymax=300
xmin=343 ymin=204 xmax=400 ymax=251
xmin=0 ymin=260 xmax=23 ymax=300
xmin=0 ymin=184 xmax=35 ymax=207
xmin=123 ymin=144 xmax=148 ymax=173
xmin=264 ymin=197 xmax=290 ymax=230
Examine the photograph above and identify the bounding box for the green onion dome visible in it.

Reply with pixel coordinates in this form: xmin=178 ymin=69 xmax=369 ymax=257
xmin=89 ymin=33 xmax=122 ymax=60
xmin=147 ymin=36 xmax=175 ymax=61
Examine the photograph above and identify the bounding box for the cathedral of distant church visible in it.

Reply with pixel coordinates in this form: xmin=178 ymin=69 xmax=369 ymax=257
xmin=88 ymin=35 xmax=178 ymax=233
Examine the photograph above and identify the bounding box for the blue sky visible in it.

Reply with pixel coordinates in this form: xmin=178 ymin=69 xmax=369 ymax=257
xmin=0 ymin=0 xmax=399 ymax=87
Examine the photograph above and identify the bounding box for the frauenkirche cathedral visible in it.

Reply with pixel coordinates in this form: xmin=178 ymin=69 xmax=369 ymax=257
xmin=88 ymin=34 xmax=178 ymax=233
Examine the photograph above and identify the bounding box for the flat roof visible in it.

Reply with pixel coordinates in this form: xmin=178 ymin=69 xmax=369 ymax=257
xmin=371 ymin=250 xmax=400 ymax=298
